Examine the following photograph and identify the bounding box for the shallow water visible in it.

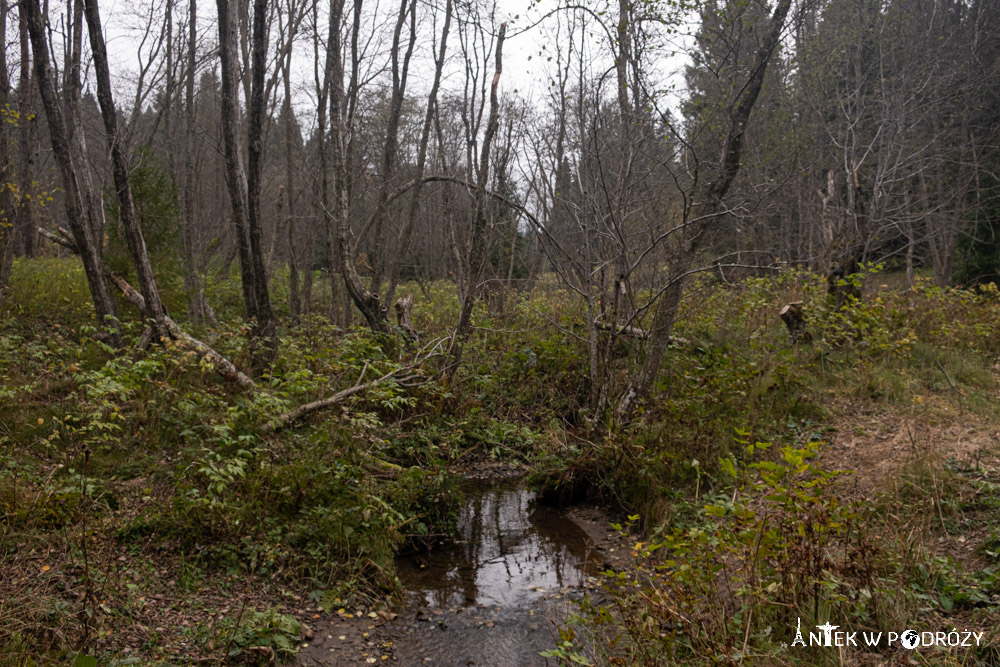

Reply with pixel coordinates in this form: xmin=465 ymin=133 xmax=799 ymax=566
xmin=384 ymin=481 xmax=602 ymax=665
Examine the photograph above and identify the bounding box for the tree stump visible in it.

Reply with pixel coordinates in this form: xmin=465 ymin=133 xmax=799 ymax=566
xmin=779 ymin=302 xmax=810 ymax=343
xmin=394 ymin=294 xmax=417 ymax=341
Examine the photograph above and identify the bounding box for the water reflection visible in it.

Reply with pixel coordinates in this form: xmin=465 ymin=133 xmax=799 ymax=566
xmin=397 ymin=482 xmax=597 ymax=610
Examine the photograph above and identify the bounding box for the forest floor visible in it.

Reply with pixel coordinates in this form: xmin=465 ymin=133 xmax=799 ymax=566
xmin=2 ymin=260 xmax=1000 ymax=665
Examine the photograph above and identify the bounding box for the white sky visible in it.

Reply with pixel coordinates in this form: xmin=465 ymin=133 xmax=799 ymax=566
xmin=82 ymin=0 xmax=698 ymax=134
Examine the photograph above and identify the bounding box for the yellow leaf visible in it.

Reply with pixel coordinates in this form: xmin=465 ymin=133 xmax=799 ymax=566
xmin=40 ymin=565 xmax=50 ymax=573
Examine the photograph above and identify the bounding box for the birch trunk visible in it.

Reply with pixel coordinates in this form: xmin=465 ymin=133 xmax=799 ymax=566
xmin=21 ymin=0 xmax=121 ymax=344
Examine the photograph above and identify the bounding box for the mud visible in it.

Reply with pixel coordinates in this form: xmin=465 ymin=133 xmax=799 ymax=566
xmin=298 ymin=479 xmax=616 ymax=666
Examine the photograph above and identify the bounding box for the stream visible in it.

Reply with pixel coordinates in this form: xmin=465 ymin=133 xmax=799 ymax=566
xmin=298 ymin=479 xmax=610 ymax=666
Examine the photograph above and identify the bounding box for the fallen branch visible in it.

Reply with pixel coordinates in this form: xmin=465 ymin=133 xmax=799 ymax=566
xmin=935 ymin=359 xmax=965 ymax=411
xmin=107 ymin=274 xmax=256 ymax=389
xmin=262 ymin=366 xmax=425 ymax=433
xmin=37 ymin=226 xmax=77 ymax=251
xmin=264 ymin=336 xmax=450 ymax=433
xmin=39 ymin=226 xmax=255 ymax=390
xmin=594 ymin=320 xmax=690 ymax=345
xmin=595 ymin=321 xmax=648 ymax=339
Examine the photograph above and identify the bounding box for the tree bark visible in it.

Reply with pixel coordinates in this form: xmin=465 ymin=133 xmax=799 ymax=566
xmin=446 ymin=22 xmax=507 ymax=376
xmin=83 ymin=0 xmax=172 ymax=339
xmin=21 ymin=0 xmax=121 ymax=344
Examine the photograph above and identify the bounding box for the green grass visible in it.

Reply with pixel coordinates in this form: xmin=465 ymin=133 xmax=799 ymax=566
xmin=3 ymin=259 xmax=1000 ymax=663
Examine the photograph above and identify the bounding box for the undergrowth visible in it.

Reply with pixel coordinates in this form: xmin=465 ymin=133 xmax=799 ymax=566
xmin=2 ymin=258 xmax=1000 ymax=664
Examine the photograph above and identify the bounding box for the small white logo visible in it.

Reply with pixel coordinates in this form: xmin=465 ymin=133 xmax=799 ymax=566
xmin=789 ymin=618 xmax=985 ymax=650
xmin=900 ymin=629 xmax=919 ymax=650
xmin=791 ymin=617 xmax=806 ymax=647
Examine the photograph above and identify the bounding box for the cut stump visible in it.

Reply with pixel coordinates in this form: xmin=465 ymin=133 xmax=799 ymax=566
xmin=779 ymin=302 xmax=811 ymax=343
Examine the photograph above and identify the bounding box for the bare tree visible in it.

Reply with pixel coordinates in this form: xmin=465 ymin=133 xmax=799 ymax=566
xmin=216 ymin=0 xmax=278 ymax=367
xmin=21 ymin=0 xmax=122 ymax=344
xmin=383 ymin=0 xmax=453 ymax=309
xmin=616 ymin=0 xmax=794 ymax=419
xmin=446 ymin=21 xmax=507 ymax=374
xmin=365 ymin=0 xmax=417 ymax=298
xmin=326 ymin=0 xmax=391 ymax=333
xmin=0 ymin=0 xmax=13 ymax=309
xmin=15 ymin=7 xmax=37 ymax=259
xmin=277 ymin=0 xmax=303 ymax=321
xmin=82 ymin=0 xmax=171 ymax=338
xmin=179 ymin=0 xmax=213 ymax=324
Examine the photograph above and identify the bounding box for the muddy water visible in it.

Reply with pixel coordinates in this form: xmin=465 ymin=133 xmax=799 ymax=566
xmin=382 ymin=481 xmax=603 ymax=666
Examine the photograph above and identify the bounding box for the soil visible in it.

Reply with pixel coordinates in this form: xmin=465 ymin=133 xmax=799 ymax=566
xmin=818 ymin=397 xmax=1000 ymax=569
xmin=296 ymin=473 xmax=629 ymax=666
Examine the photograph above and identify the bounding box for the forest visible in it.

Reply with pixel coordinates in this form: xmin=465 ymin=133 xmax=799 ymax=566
xmin=1 ymin=0 xmax=1000 ymax=663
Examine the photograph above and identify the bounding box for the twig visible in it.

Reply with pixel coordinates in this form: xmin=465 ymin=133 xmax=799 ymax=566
xmin=934 ymin=360 xmax=964 ymax=397
xmin=934 ymin=359 xmax=964 ymax=412
xmin=262 ymin=358 xmax=435 ymax=433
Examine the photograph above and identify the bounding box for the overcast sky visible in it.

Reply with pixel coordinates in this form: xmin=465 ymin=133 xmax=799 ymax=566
xmin=84 ymin=0 xmax=697 ymax=132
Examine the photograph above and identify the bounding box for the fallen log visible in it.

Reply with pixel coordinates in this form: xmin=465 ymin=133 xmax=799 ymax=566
xmin=262 ymin=366 xmax=425 ymax=433
xmin=38 ymin=226 xmax=255 ymax=389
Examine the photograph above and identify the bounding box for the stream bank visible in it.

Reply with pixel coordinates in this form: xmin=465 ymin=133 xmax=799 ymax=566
xmin=297 ymin=478 xmax=624 ymax=665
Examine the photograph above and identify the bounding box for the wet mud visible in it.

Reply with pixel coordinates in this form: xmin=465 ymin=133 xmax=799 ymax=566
xmin=298 ymin=480 xmax=610 ymax=666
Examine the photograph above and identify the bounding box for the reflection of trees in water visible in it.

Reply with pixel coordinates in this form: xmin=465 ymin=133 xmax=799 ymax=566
xmin=403 ymin=485 xmax=593 ymax=609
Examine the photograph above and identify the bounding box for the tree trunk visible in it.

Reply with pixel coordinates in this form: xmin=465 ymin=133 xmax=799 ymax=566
xmin=311 ymin=0 xmax=337 ymax=325
xmin=446 ymin=22 xmax=507 ymax=376
xmin=244 ymin=0 xmax=279 ymax=362
xmin=216 ymin=0 xmax=257 ymax=321
xmin=83 ymin=0 xmax=172 ymax=338
xmin=617 ymin=0 xmax=793 ymax=420
xmin=327 ymin=0 xmax=389 ymax=333
xmin=433 ymin=103 xmax=463 ymax=302
xmin=394 ymin=293 xmax=416 ymax=341
xmin=16 ymin=12 xmax=36 ymax=258
xmin=65 ymin=0 xmax=105 ymax=247
xmin=779 ymin=302 xmax=810 ymax=343
xmin=281 ymin=40 xmax=300 ymax=323
xmin=216 ymin=0 xmax=278 ymax=368
xmin=0 ymin=0 xmax=13 ymax=311
xmin=21 ymin=0 xmax=121 ymax=344
xmin=367 ymin=0 xmax=417 ymax=297
xmin=181 ymin=0 xmax=209 ymax=324
xmin=383 ymin=0 xmax=452 ymax=309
